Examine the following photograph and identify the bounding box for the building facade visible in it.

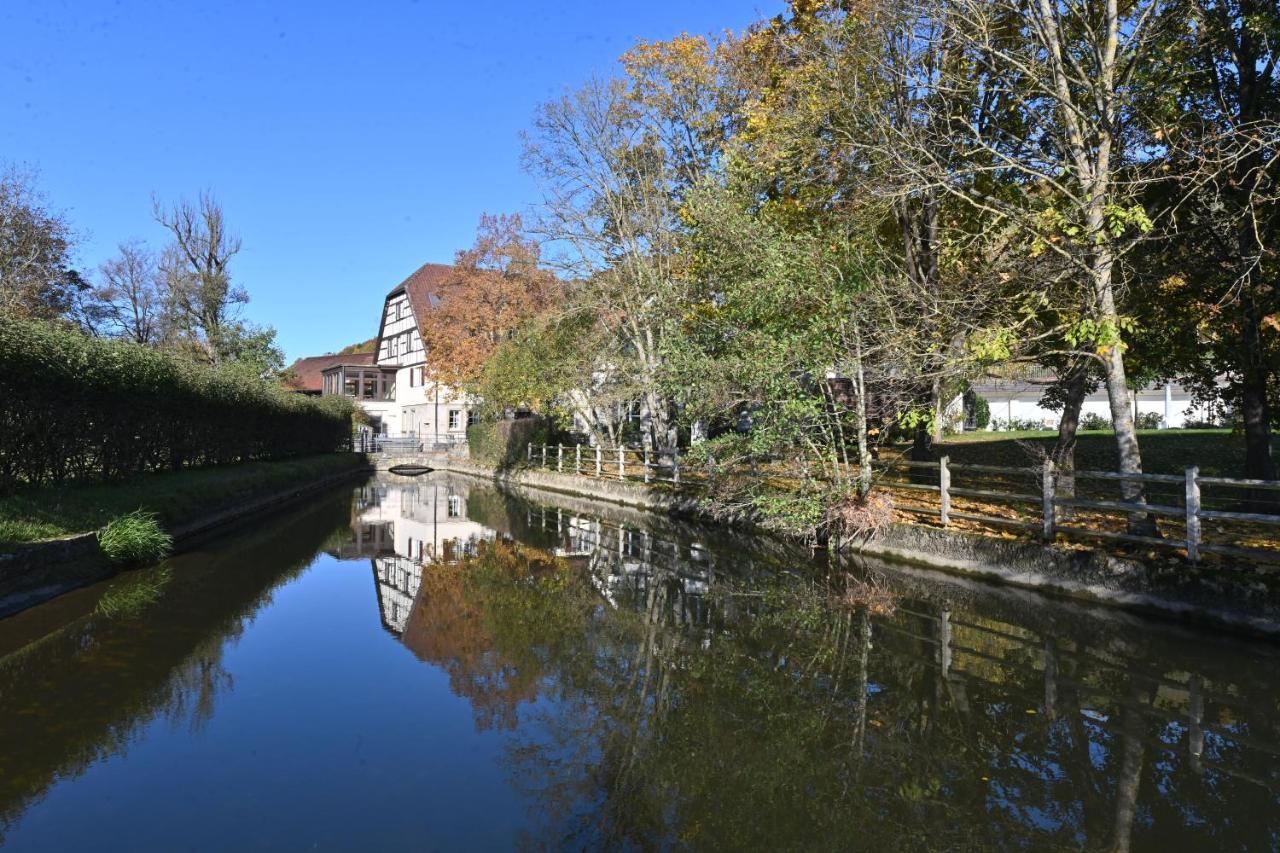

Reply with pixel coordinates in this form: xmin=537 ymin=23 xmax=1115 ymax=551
xmin=319 ymin=263 xmax=475 ymax=444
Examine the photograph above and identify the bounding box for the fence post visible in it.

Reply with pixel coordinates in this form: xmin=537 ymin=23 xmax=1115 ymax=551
xmin=1185 ymin=465 xmax=1201 ymax=563
xmin=617 ymin=446 xmax=625 ymax=480
xmin=595 ymin=446 xmax=602 ymax=477
xmin=557 ymin=444 xmax=563 ymax=472
xmin=939 ymin=455 xmax=951 ymax=527
xmin=541 ymin=443 xmax=547 ymax=469
xmin=643 ymin=447 xmax=651 ymax=483
xmin=673 ymin=450 xmax=680 ymax=486
xmin=708 ymin=452 xmax=717 ymax=488
xmin=527 ymin=442 xmax=533 ymax=463
xmin=575 ymin=444 xmax=581 ymax=475
xmin=1042 ymin=458 xmax=1056 ymax=542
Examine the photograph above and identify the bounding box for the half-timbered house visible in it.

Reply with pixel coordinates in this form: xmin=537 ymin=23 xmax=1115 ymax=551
xmin=319 ymin=262 xmax=475 ymax=444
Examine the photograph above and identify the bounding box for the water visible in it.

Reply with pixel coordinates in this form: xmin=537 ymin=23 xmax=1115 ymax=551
xmin=1 ymin=473 xmax=1279 ymax=851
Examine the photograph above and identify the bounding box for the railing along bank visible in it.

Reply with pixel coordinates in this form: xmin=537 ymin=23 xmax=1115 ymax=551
xmin=525 ymin=442 xmax=1280 ymax=566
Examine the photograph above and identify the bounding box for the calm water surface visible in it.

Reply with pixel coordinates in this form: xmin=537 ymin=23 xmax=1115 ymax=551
xmin=2 ymin=473 xmax=1279 ymax=851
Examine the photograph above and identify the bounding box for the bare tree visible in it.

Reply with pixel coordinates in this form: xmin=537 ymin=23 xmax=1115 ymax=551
xmin=93 ymin=239 xmax=167 ymax=344
xmin=154 ymin=191 xmax=247 ymax=362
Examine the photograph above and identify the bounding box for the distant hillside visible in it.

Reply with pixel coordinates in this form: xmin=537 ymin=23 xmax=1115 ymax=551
xmin=337 ymin=338 xmax=376 ymax=355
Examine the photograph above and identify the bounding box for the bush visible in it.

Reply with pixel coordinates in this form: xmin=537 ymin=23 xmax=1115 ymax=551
xmin=467 ymin=417 xmax=550 ymax=470
xmin=1135 ymin=411 xmax=1164 ymax=429
xmin=1079 ymin=412 xmax=1111 ymax=431
xmin=98 ymin=510 xmax=173 ymax=565
xmin=0 ymin=319 xmax=355 ymax=490
xmin=973 ymin=395 xmax=991 ymax=430
xmin=991 ymin=416 xmax=1047 ymax=431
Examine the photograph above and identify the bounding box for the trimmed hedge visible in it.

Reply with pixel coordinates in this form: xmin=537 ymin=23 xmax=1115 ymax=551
xmin=467 ymin=417 xmax=550 ymax=470
xmin=0 ymin=319 xmax=355 ymax=490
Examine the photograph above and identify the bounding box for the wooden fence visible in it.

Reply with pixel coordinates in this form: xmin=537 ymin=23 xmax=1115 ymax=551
xmin=525 ymin=442 xmax=1280 ymax=566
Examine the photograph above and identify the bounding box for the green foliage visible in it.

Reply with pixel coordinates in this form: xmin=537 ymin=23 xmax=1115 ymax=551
xmin=973 ymin=395 xmax=991 ymax=430
xmin=466 ymin=417 xmax=551 ymax=470
xmin=97 ymin=510 xmax=172 ymax=565
xmin=1080 ymin=412 xmax=1111 ymax=431
xmin=0 ymin=454 xmax=364 ymax=547
xmin=0 ymin=318 xmax=355 ymax=490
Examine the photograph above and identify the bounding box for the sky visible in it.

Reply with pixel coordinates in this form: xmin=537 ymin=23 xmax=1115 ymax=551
xmin=1 ymin=0 xmax=783 ymax=362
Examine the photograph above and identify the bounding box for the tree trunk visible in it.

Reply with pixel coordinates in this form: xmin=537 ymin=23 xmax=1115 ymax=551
xmin=1239 ymin=298 xmax=1278 ymax=510
xmin=1092 ymin=243 xmax=1158 ymax=536
xmin=1052 ymin=363 xmax=1090 ymax=519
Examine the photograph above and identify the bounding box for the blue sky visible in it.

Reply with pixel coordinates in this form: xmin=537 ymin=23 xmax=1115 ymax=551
xmin=1 ymin=0 xmax=781 ymax=362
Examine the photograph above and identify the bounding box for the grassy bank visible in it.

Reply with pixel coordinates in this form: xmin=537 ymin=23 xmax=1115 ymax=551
xmin=0 ymin=454 xmax=367 ymax=548
xmin=903 ymin=429 xmax=1243 ymax=477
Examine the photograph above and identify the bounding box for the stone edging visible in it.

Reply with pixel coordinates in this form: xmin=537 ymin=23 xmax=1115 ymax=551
xmin=0 ymin=461 xmax=373 ymax=618
xmin=438 ymin=459 xmax=1280 ymax=641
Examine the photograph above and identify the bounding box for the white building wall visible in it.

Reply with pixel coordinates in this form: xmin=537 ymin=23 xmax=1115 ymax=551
xmin=961 ymin=382 xmax=1217 ymax=431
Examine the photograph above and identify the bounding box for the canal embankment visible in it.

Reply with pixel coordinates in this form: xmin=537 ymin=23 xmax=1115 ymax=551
xmin=436 ymin=456 xmax=1280 ymax=640
xmin=0 ymin=454 xmax=371 ymax=616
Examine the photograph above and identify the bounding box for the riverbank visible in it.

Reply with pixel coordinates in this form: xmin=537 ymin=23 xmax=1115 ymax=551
xmin=0 ymin=454 xmax=370 ymax=616
xmin=437 ymin=457 xmax=1280 ymax=640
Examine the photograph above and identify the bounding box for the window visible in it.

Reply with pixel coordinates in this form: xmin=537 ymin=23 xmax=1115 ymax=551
xmin=409 ymin=368 xmax=419 ymax=388
xmin=448 ymin=410 xmax=461 ymax=430
xmin=467 ymin=410 xmax=478 ymax=426
xmin=447 ymin=495 xmax=462 ymax=518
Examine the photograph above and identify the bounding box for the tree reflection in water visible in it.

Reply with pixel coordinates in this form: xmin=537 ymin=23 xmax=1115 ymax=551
xmin=371 ymin=476 xmax=1280 ymax=851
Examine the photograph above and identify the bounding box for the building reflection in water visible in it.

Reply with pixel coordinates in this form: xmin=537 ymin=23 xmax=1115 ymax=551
xmin=335 ymin=477 xmax=497 ymax=634
xmin=329 ymin=475 xmax=1280 ymax=851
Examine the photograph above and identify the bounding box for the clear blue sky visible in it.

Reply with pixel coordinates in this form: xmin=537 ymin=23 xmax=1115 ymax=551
xmin=1 ymin=0 xmax=781 ymax=362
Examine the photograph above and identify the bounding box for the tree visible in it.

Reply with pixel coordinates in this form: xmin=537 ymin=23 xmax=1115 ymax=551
xmin=92 ymin=239 xmax=168 ymax=345
xmin=0 ymin=166 xmax=83 ymax=320
xmin=153 ymin=191 xmax=248 ymax=363
xmin=523 ymin=36 xmax=747 ymax=450
xmin=1138 ymin=0 xmax=1279 ymax=485
xmin=416 ymin=213 xmax=559 ymax=389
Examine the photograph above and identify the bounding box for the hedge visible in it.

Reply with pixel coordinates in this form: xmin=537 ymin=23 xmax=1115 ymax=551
xmin=0 ymin=319 xmax=356 ymax=491
xmin=467 ymin=417 xmax=550 ymax=470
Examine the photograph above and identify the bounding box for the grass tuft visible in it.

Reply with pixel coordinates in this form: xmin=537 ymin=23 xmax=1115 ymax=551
xmin=98 ymin=510 xmax=173 ymax=565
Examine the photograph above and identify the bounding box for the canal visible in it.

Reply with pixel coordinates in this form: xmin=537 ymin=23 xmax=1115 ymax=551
xmin=1 ymin=473 xmax=1278 ymax=850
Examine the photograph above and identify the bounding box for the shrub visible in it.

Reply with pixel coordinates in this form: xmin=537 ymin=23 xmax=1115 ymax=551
xmin=98 ymin=510 xmax=173 ymax=565
xmin=991 ymin=416 xmax=1047 ymax=431
xmin=1135 ymin=411 xmax=1163 ymax=429
xmin=973 ymin=395 xmax=991 ymax=430
xmin=0 ymin=319 xmax=355 ymax=490
xmin=1079 ymin=412 xmax=1111 ymax=431
xmin=467 ymin=417 xmax=550 ymax=470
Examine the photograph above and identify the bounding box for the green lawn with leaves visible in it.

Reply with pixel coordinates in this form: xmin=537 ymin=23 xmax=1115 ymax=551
xmin=0 ymin=454 xmax=366 ymax=548
xmin=913 ymin=428 xmax=1242 ymax=477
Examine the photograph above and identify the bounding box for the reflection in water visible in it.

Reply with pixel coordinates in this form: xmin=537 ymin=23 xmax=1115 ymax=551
xmin=0 ymin=474 xmax=1278 ymax=850
xmin=349 ymin=476 xmax=1280 ymax=851
xmin=0 ymin=487 xmax=354 ymax=844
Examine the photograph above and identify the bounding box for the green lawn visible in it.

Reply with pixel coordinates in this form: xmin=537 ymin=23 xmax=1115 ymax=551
xmin=0 ymin=454 xmax=366 ymax=548
xmin=915 ymin=429 xmax=1245 ymax=477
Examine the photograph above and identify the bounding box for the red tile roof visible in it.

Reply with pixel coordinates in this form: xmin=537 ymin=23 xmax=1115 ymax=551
xmin=387 ymin=262 xmax=503 ymax=334
xmin=283 ymin=352 xmax=374 ymax=392
xmin=389 ymin=263 xmax=461 ymax=320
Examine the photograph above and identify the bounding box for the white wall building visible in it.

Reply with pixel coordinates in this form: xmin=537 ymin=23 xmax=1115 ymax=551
xmin=320 ymin=263 xmax=475 ymax=444
xmin=956 ymin=379 xmax=1218 ymax=431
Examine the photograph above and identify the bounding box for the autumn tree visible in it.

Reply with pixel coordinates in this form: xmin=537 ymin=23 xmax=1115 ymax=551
xmin=417 ymin=213 xmax=559 ymax=389
xmin=0 ymin=166 xmax=85 ymax=320
xmin=522 ymin=35 xmax=748 ymax=450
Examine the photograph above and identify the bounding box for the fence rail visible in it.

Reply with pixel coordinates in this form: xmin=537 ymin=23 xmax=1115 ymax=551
xmin=524 ymin=442 xmax=1280 ymax=566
